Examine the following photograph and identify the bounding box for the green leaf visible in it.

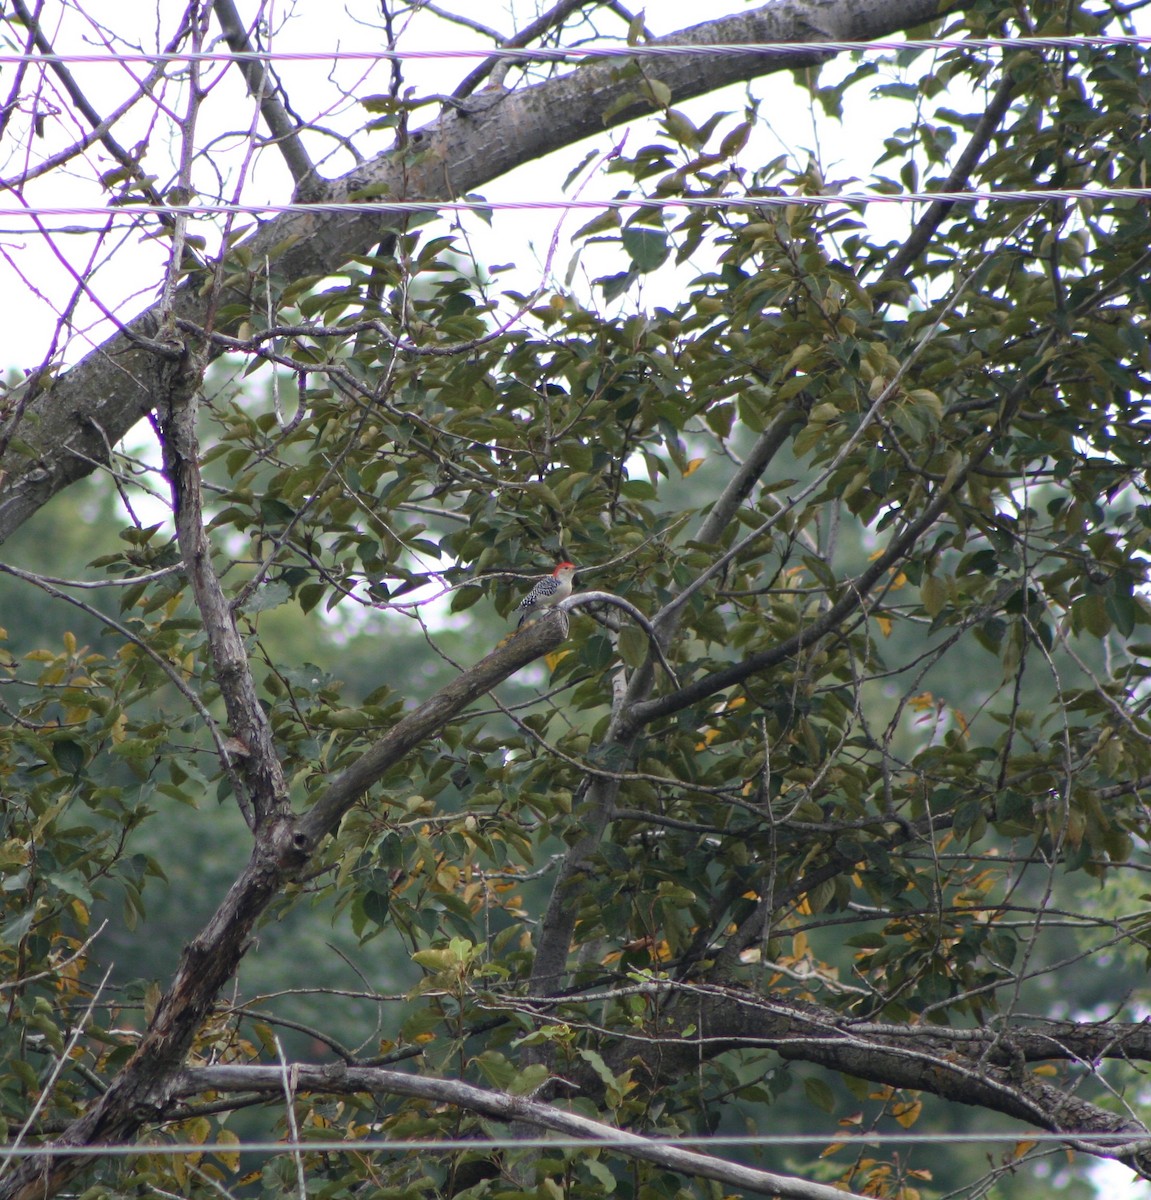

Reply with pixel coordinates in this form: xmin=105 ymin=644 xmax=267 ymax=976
xmin=245 ymin=580 xmax=292 ymax=613
xmin=804 ymin=1076 xmax=836 ymax=1113
xmin=51 ymin=739 xmax=85 ymax=775
xmin=621 ymin=226 xmax=669 ymax=273
xmin=0 ymin=909 xmax=35 ymax=949
xmin=362 ymin=890 xmax=389 ymax=927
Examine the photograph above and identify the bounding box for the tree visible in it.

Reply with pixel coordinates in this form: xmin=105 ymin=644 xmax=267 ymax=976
xmin=3 ymin=0 xmax=1151 ymax=1197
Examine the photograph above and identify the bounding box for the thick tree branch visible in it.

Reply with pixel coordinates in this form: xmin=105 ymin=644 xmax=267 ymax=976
xmin=0 ymin=615 xmax=567 ymax=1200
xmin=587 ymin=984 xmax=1151 ymax=1175
xmin=153 ymin=342 xmax=287 ymax=829
xmin=0 ymin=0 xmax=963 ymax=546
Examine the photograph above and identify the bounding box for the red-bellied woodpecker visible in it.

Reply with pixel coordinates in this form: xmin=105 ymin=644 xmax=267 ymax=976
xmin=516 ymin=562 xmax=576 ymax=625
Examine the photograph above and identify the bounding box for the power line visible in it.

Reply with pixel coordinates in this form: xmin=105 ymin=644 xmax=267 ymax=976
xmin=0 ymin=186 xmax=1145 ymax=229
xmin=1 ymin=34 xmax=1150 ymax=66
xmin=0 ymin=1131 xmax=1147 ymax=1157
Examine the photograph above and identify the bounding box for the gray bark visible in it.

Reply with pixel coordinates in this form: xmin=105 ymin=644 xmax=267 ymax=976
xmin=0 ymin=0 xmax=955 ymax=545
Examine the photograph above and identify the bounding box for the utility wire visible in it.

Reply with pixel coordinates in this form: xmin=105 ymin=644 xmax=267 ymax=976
xmin=0 ymin=186 xmax=1147 ymax=229
xmin=0 ymin=1131 xmax=1147 ymax=1156
xmin=1 ymin=34 xmax=1151 ymax=65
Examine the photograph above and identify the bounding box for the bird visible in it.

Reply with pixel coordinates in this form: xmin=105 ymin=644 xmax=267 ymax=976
xmin=515 ymin=562 xmax=576 ymax=626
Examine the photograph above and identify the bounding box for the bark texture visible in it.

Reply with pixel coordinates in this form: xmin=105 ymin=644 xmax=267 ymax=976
xmin=0 ymin=0 xmax=953 ymax=545
xmin=0 ymin=615 xmax=566 ymax=1200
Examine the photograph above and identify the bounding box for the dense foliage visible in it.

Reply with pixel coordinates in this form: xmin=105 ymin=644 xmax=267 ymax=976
xmin=4 ymin=1 xmax=1151 ymax=1198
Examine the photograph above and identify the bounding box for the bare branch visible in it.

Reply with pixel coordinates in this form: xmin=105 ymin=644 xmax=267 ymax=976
xmin=877 ymin=73 xmax=1017 ymax=288
xmin=561 ymin=589 xmax=679 ymax=683
xmin=6 ymin=0 xmax=203 ymax=262
xmin=451 ymin=0 xmax=598 ymax=101
xmin=210 ymin=0 xmax=316 ymax=188
xmin=172 ymin=1063 xmax=874 ymax=1200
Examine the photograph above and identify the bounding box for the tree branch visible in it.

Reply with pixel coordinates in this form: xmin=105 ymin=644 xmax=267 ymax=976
xmin=574 ymin=982 xmax=1151 ymax=1175
xmin=210 ymin=0 xmax=317 ymax=188
xmin=562 ymin=589 xmax=679 ymax=684
xmin=0 ymin=616 xmax=568 ymax=1200
xmin=170 ymin=1063 xmax=873 ymax=1200
xmin=0 ymin=0 xmax=963 ymax=546
xmin=877 ymin=73 xmax=1017 ymax=288
xmin=5 ymin=0 xmax=203 ymax=265
xmin=450 ymin=0 xmax=598 ymax=101
xmin=626 ymin=431 xmax=996 ymax=730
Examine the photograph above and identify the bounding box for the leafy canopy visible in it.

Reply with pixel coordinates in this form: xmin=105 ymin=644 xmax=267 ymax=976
xmin=4 ymin=2 xmax=1151 ymax=1199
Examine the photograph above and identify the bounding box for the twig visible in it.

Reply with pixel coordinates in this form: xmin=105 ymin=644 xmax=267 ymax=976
xmin=0 ymin=920 xmax=108 ymax=993
xmin=451 ymin=0 xmax=591 ymax=101
xmin=6 ymin=0 xmax=204 ymax=266
xmin=0 ymin=561 xmax=243 ymax=807
xmin=274 ymin=1037 xmax=306 ymax=1200
xmin=877 ymin=74 xmax=1016 ymax=287
xmin=212 ymin=0 xmax=317 ymax=189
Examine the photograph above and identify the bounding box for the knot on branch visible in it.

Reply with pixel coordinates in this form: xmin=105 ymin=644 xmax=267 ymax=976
xmin=151 ymin=337 xmax=206 ymax=414
xmin=266 ymin=814 xmax=312 ymax=871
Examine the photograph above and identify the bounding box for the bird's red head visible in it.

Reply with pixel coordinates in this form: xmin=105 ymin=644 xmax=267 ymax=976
xmin=555 ymin=562 xmax=576 ymax=574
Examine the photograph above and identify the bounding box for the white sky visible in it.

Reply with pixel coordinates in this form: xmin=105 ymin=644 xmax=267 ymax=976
xmin=0 ymin=0 xmax=920 ymax=366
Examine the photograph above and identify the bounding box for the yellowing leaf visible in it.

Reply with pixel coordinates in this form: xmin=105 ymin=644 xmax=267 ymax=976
xmin=545 ymin=649 xmax=571 ymax=671
xmin=214 ymin=1128 xmax=241 ymax=1172
xmin=682 ymin=456 xmax=706 ymax=477
xmin=892 ymin=1099 xmax=922 ymax=1128
xmin=435 ymin=863 xmax=461 ymax=891
xmin=782 ymin=342 xmax=815 ymax=373
xmin=876 ymin=615 xmax=893 ymax=638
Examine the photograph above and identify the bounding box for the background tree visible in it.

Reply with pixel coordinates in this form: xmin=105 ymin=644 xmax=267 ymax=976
xmin=3 ymin=2 xmax=1151 ymax=1199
